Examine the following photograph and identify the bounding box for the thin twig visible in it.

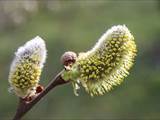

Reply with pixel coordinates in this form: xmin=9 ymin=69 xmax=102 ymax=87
xmin=13 ymin=70 xmax=69 ymax=120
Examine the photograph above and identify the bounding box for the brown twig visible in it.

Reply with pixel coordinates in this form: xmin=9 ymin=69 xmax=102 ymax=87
xmin=13 ymin=70 xmax=69 ymax=120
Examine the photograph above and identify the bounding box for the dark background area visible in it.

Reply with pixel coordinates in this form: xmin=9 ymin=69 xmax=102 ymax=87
xmin=0 ymin=0 xmax=160 ymax=119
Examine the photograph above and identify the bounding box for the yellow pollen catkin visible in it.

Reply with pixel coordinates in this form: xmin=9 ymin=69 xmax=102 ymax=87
xmin=8 ymin=36 xmax=47 ymax=98
xmin=63 ymin=25 xmax=137 ymax=96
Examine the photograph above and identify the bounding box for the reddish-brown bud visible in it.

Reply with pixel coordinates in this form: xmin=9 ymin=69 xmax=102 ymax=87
xmin=36 ymin=85 xmax=44 ymax=94
xmin=23 ymin=96 xmax=33 ymax=102
xmin=61 ymin=51 xmax=77 ymax=68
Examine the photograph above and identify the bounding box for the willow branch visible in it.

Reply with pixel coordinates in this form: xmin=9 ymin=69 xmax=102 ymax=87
xmin=13 ymin=70 xmax=69 ymax=120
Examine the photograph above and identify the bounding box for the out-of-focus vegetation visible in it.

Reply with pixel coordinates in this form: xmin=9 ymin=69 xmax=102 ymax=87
xmin=0 ymin=0 xmax=160 ymax=119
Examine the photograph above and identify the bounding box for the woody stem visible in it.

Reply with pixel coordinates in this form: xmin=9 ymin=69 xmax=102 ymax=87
xmin=13 ymin=70 xmax=69 ymax=120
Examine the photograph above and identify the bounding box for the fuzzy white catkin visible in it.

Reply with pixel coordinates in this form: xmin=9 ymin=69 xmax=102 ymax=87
xmin=8 ymin=36 xmax=47 ymax=98
xmin=62 ymin=25 xmax=137 ymax=96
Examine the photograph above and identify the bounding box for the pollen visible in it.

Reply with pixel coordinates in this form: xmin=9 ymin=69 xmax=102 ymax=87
xmin=67 ymin=25 xmax=137 ymax=96
xmin=8 ymin=36 xmax=47 ymax=98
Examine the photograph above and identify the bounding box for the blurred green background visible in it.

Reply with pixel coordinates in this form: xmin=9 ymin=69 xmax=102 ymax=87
xmin=0 ymin=0 xmax=160 ymax=119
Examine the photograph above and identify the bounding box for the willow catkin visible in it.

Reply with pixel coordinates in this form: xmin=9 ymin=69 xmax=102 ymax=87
xmin=8 ymin=36 xmax=47 ymax=98
xmin=62 ymin=25 xmax=137 ymax=96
